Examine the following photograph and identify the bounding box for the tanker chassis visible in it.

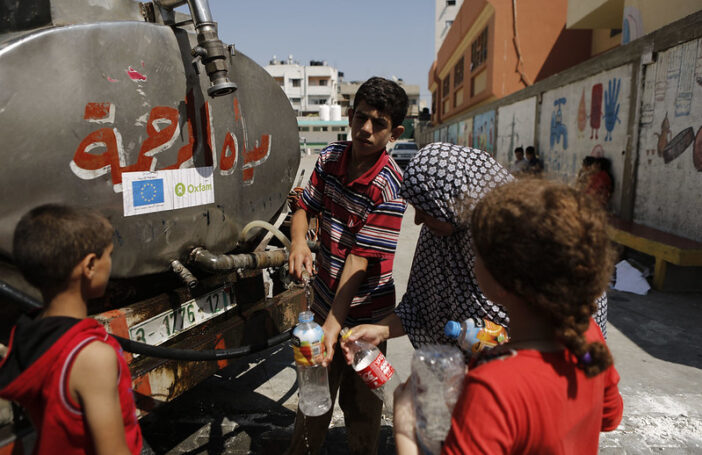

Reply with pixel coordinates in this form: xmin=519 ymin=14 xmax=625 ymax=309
xmin=0 ymin=0 xmax=307 ymax=451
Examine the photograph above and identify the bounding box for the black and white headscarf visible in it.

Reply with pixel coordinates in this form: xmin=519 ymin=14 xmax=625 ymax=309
xmin=394 ymin=143 xmax=609 ymax=347
xmin=395 ymin=143 xmax=513 ymax=348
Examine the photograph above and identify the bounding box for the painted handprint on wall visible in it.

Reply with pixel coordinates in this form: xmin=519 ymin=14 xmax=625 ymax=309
xmin=604 ymin=78 xmax=621 ymax=142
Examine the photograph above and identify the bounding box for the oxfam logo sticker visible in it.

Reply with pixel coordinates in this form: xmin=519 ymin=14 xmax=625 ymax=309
xmin=174 ymin=183 xmax=186 ymax=197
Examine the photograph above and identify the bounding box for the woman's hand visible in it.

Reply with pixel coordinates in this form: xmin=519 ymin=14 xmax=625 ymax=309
xmin=339 ymin=324 xmax=389 ymax=365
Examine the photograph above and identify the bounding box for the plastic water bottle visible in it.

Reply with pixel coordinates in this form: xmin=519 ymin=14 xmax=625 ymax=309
xmin=444 ymin=318 xmax=509 ymax=355
xmin=291 ymin=311 xmax=332 ymax=416
xmin=339 ymin=327 xmax=399 ymax=403
xmin=411 ymin=344 xmax=466 ymax=455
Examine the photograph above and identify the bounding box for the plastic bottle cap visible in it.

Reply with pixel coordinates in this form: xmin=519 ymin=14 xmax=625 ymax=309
xmin=339 ymin=327 xmax=352 ymax=340
xmin=444 ymin=320 xmax=461 ymax=338
xmin=298 ymin=311 xmax=314 ymax=323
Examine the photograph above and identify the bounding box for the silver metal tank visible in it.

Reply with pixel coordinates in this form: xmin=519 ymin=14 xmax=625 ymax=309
xmin=0 ymin=0 xmax=300 ymax=281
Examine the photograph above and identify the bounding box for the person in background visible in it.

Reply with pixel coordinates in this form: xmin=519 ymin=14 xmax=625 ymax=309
xmin=341 ymin=143 xmax=512 ymax=358
xmin=510 ymin=146 xmax=529 ymax=174
xmin=585 ymin=157 xmax=614 ymax=208
xmin=525 ymin=145 xmax=543 ymax=174
xmin=576 ymin=156 xmax=597 ymax=191
xmin=394 ymin=178 xmax=623 ymax=454
xmin=287 ymin=76 xmax=408 ymax=455
xmin=0 ymin=205 xmax=142 ymax=455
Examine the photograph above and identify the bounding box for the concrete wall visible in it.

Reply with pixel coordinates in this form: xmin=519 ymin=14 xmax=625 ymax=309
xmin=496 ymin=97 xmax=537 ymax=167
xmin=472 ymin=110 xmax=496 ymax=155
xmin=538 ymin=64 xmax=632 ymax=213
xmin=417 ymin=12 xmax=702 ymax=241
xmin=634 ymin=38 xmax=702 ymax=241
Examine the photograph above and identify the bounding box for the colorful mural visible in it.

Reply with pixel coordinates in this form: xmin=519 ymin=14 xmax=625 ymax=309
xmin=496 ymin=97 xmax=536 ymax=168
xmin=473 ymin=110 xmax=495 ymax=155
xmin=538 ymin=64 xmax=632 ymax=212
xmin=635 ymin=38 xmax=702 ymax=241
xmin=447 ymin=123 xmax=458 ymax=144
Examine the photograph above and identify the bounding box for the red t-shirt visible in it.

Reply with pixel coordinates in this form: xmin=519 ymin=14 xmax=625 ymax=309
xmin=442 ymin=321 xmax=622 ymax=454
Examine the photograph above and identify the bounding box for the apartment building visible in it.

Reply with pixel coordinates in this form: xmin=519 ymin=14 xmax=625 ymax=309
xmin=429 ymin=0 xmax=591 ymax=125
xmin=435 ymin=0 xmax=464 ymax=55
xmin=265 ymin=55 xmax=339 ymax=116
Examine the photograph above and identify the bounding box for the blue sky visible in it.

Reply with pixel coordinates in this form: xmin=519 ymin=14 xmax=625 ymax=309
xmin=202 ymin=1 xmax=435 ymax=104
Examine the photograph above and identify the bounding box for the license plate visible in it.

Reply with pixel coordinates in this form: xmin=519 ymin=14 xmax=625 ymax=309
xmin=128 ymin=286 xmax=235 ymax=346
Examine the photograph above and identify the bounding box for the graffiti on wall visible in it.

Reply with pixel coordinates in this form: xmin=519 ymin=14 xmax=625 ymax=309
xmin=473 ymin=110 xmax=495 ymax=155
xmin=70 ymin=94 xmax=272 ymax=192
xmin=550 ymin=98 xmax=568 ymax=149
xmin=635 ymin=38 xmax=702 ymax=242
xmin=604 ymin=78 xmax=622 ymax=141
xmin=538 ymin=64 xmax=631 ymax=211
xmin=496 ymin=97 xmax=536 ymax=167
xmin=448 ymin=123 xmax=458 ymax=144
xmin=622 ymin=6 xmax=644 ymax=45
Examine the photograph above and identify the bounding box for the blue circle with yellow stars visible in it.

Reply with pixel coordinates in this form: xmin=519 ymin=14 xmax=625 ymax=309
xmin=140 ymin=182 xmax=158 ymax=202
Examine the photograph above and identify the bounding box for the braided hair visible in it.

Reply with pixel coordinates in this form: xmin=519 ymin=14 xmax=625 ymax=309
xmin=470 ymin=178 xmax=615 ymax=377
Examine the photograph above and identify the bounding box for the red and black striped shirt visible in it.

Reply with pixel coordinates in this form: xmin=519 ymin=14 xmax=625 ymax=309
xmin=298 ymin=142 xmax=406 ymax=325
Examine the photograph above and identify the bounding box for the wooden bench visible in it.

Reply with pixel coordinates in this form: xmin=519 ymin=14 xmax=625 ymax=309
xmin=607 ymin=217 xmax=702 ymax=290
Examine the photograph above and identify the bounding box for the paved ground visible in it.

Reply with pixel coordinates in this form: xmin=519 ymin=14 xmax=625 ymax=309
xmin=141 ymin=154 xmax=702 ymax=454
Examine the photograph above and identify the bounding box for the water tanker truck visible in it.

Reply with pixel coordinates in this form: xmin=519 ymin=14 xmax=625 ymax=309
xmin=0 ymin=0 xmax=307 ymax=449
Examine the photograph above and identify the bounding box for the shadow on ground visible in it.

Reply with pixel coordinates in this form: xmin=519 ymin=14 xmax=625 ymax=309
xmin=140 ymin=343 xmax=398 ymax=454
xmin=607 ymin=288 xmax=702 ymax=369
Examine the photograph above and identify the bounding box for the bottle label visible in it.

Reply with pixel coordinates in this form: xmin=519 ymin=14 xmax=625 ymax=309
xmin=470 ymin=320 xmax=509 ymax=353
xmin=357 ymin=352 xmax=395 ymax=390
xmin=292 ymin=329 xmax=325 ymax=366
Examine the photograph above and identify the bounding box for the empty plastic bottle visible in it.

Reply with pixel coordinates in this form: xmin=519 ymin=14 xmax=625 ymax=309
xmin=444 ymin=318 xmax=509 ymax=355
xmin=292 ymin=311 xmax=332 ymax=416
xmin=411 ymin=344 xmax=466 ymax=455
xmin=340 ymin=327 xmax=399 ymax=402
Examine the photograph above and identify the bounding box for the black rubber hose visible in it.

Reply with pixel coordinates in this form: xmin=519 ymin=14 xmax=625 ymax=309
xmin=112 ymin=330 xmax=291 ymax=360
xmin=1 ymin=280 xmax=292 ymax=360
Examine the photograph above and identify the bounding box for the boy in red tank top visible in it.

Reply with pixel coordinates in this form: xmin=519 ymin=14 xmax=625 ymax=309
xmin=0 ymin=205 xmax=142 ymax=455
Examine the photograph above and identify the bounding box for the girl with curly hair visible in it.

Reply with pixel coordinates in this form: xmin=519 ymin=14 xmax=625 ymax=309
xmin=394 ymin=178 xmax=623 ymax=455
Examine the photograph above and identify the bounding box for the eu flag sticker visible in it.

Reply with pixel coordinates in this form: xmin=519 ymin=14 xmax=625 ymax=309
xmin=132 ymin=179 xmax=165 ymax=207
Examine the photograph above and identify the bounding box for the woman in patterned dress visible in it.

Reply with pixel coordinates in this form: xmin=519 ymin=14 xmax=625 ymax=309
xmin=341 ymin=142 xmax=608 ymax=358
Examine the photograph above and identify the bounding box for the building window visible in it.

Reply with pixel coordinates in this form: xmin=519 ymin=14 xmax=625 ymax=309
xmin=447 ymin=0 xmax=456 ymax=5
xmin=454 ymin=57 xmax=464 ymax=87
xmin=443 ymin=98 xmax=451 ymax=114
xmin=471 ymin=27 xmax=488 ymax=71
xmin=442 ymin=76 xmax=450 ymax=98
xmin=337 ymin=134 xmax=346 ymax=141
xmin=319 ymin=79 xmax=328 ymax=86
xmin=453 ymin=88 xmax=464 ymax=107
xmin=291 ymin=97 xmax=301 ymax=104
xmin=291 ymin=79 xmax=301 ymax=87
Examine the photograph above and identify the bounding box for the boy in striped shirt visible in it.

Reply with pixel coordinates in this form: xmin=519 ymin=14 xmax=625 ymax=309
xmin=287 ymin=77 xmax=408 ymax=454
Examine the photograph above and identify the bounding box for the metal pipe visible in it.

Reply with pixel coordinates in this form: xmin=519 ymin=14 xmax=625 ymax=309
xmin=170 ymin=259 xmax=199 ymax=289
xmin=189 ymin=247 xmax=289 ymax=272
xmin=154 ymin=0 xmax=237 ymax=97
